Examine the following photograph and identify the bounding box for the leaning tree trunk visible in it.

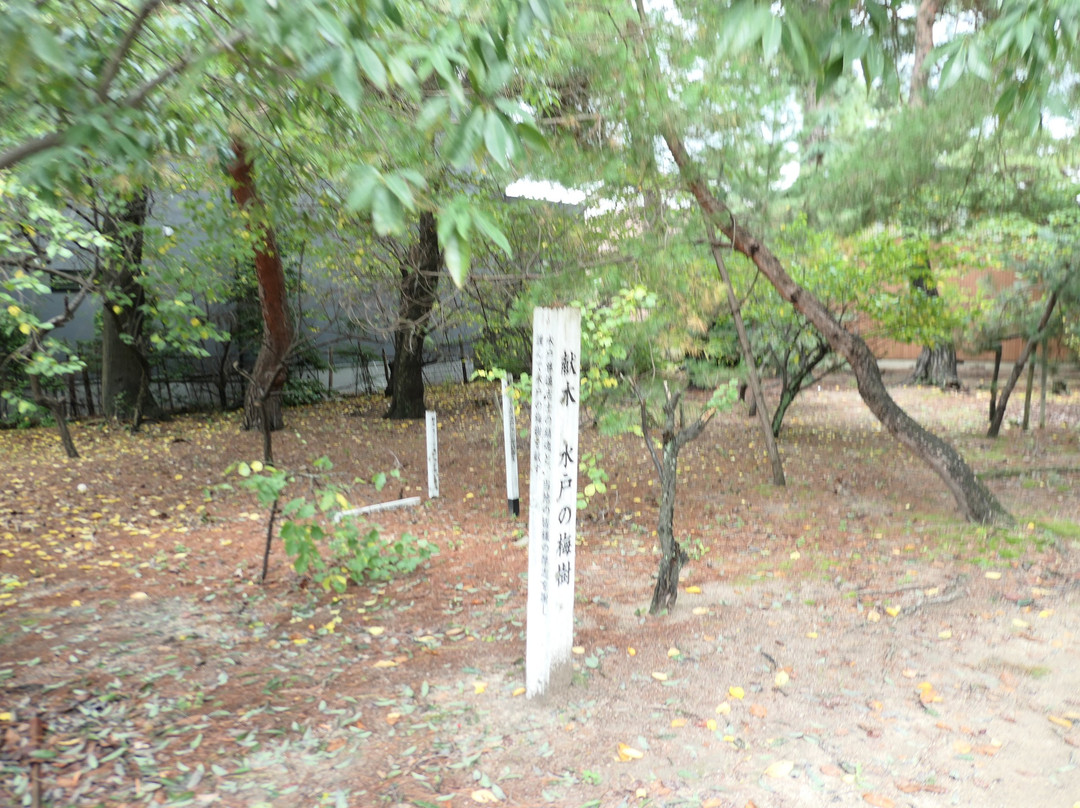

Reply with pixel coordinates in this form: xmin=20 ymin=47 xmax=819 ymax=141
xmin=988 ymin=344 xmax=1002 ymax=423
xmin=99 ymin=189 xmax=161 ymax=422
xmin=661 ymin=129 xmax=1010 ymax=525
xmin=706 ymin=227 xmax=785 ymax=485
xmin=385 ymin=212 xmax=441 ymax=420
xmin=771 ymin=341 xmax=831 ymax=438
xmin=228 ymin=139 xmax=293 ymax=433
xmin=987 ymin=290 xmax=1059 ymax=438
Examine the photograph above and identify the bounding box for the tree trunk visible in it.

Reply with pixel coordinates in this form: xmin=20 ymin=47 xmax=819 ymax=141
xmin=640 ymin=384 xmax=711 ymax=615
xmin=771 ymin=342 xmax=831 ymax=438
xmin=660 ymin=129 xmax=1009 ymax=524
xmin=987 ymin=290 xmax=1059 ymax=438
xmin=385 ymin=212 xmax=441 ymax=420
xmin=29 ymin=363 xmax=78 ymax=458
xmin=911 ymin=343 xmax=961 ymax=389
xmin=909 ymin=0 xmax=941 ymax=108
xmin=989 ymin=344 xmax=1002 ymax=423
xmin=706 ymin=230 xmax=785 ymax=485
xmin=1039 ymin=337 xmax=1047 ymax=429
xmin=99 ymin=189 xmax=161 ymax=422
xmin=228 ymin=139 xmax=293 ymax=433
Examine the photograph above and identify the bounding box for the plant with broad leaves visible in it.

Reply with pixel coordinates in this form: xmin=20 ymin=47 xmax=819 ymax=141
xmin=225 ymin=456 xmax=436 ymax=591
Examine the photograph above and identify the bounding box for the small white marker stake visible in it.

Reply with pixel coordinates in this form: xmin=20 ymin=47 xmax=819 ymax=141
xmin=526 ymin=307 xmax=581 ymax=699
xmin=501 ymin=375 xmax=520 ymax=516
xmin=426 ymin=410 xmax=439 ymax=499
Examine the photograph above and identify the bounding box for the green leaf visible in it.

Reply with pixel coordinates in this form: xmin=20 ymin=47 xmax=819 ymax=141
xmin=373 ymin=472 xmax=387 ymax=491
xmin=483 ymin=110 xmax=514 ymax=169
xmin=443 ymin=229 xmax=471 ymax=287
xmin=370 ymin=185 xmax=405 ymax=236
xmin=471 ymin=208 xmax=512 ymax=256
xmin=347 ymin=166 xmax=382 ymax=211
xmin=354 ymin=40 xmax=387 ymax=92
xmin=762 ymin=15 xmax=782 ymax=63
xmin=938 ymin=48 xmax=964 ymax=91
xmin=448 ymin=107 xmax=485 ymax=167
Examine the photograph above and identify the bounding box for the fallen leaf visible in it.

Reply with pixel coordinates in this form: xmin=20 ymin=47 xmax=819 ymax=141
xmin=1012 ymin=618 xmax=1029 ymax=628
xmin=702 ymin=799 xmax=724 ymax=808
xmin=572 ymin=646 xmax=585 ymax=655
xmin=636 ymin=788 xmax=648 ymax=798
xmin=885 ymin=606 xmax=901 ymax=617
xmin=749 ymin=703 xmax=767 ymax=718
xmin=789 ymin=550 xmax=800 ymax=560
xmin=373 ymin=659 xmax=397 ymax=668
xmin=685 ymin=585 xmax=702 ymax=594
xmin=763 ymin=760 xmax=793 ymax=778
xmin=667 ymin=647 xmax=681 ymax=658
xmin=728 ymin=686 xmax=745 ymax=700
xmin=985 ymin=571 xmax=1002 ymax=580
xmin=385 ymin=712 xmax=400 ymax=725
xmin=938 ymin=629 xmax=952 ymax=639
xmin=326 ymin=738 xmax=346 ymax=752
xmin=366 ymin=626 xmax=385 ymax=636
xmin=670 ymin=717 xmax=687 ymax=728
xmin=774 ymin=671 xmax=790 ymax=688
xmin=973 ymin=744 xmax=999 ymax=756
xmin=473 ymin=681 xmax=487 ymax=694
xmin=512 ymin=687 xmax=525 ymax=697
xmin=706 ymin=718 xmax=717 ymax=731
xmin=1049 ymin=715 xmax=1073 ymax=730
xmin=866 ymin=610 xmax=881 ymax=623
xmin=627 ymin=646 xmax=637 ymax=656
xmin=651 ymin=672 xmax=668 ymax=681
xmin=901 ymin=668 xmax=917 ymax=679
xmin=806 ymin=631 xmax=818 ymax=639
xmin=953 ymin=740 xmax=971 ymax=754
xmin=617 ymin=743 xmax=644 ymax=761
xmin=716 ymin=702 xmax=731 ymax=715
xmin=129 ymin=591 xmax=149 ymax=601
xmin=862 ymin=793 xmax=895 ymax=808
xmin=471 ymin=788 xmax=501 ymax=803
xmin=692 ymin=606 xmax=709 ymax=615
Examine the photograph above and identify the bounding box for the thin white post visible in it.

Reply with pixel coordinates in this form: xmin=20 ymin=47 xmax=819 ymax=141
xmin=426 ymin=410 xmax=439 ymax=499
xmin=526 ymin=307 xmax=581 ymax=698
xmin=501 ymin=375 xmax=520 ymax=516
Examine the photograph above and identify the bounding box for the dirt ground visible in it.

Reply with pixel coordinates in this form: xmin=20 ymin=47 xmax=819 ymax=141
xmin=2 ymin=366 xmax=1079 ymax=808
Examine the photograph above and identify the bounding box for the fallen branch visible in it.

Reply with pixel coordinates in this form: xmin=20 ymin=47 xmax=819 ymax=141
xmin=333 ymin=496 xmax=421 ymax=523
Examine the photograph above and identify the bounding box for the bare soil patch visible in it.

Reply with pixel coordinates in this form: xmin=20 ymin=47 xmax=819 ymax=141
xmin=2 ymin=370 xmax=1079 ymax=808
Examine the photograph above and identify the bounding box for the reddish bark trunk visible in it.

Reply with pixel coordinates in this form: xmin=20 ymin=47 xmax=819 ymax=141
xmin=910 ymin=0 xmax=941 ymax=108
xmin=227 ymin=140 xmax=292 ymax=432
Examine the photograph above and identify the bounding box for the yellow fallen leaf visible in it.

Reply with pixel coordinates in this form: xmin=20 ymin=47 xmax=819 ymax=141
xmin=635 ymin=788 xmax=648 ymax=798
xmin=512 ymin=687 xmax=526 ymax=697
xmin=1039 ymin=609 xmax=1054 ymax=619
xmin=774 ymin=671 xmax=790 ymax=688
xmin=474 ymin=681 xmax=488 ymax=694
xmin=715 ymin=701 xmax=731 ymax=715
xmin=0 ymin=712 xmax=11 ymax=722
xmin=617 ymin=743 xmax=644 ymax=761
xmin=1013 ymin=618 xmax=1030 ymax=628
xmin=885 ymin=606 xmax=901 ymax=617
xmin=692 ymin=606 xmax=709 ymax=615
xmin=706 ymin=718 xmax=717 ymax=731
xmin=373 ymin=659 xmax=397 ymax=668
xmin=70 ymin=600 xmax=81 ymax=608
xmin=1048 ymin=715 xmax=1073 ymax=729
xmin=685 ymin=585 xmax=702 ymax=594
xmin=652 ymin=671 xmax=668 ymax=681
xmin=292 ymin=637 xmax=309 ymax=645
xmin=806 ymin=631 xmax=818 ymax=639
xmin=985 ymin=571 xmax=1002 ymax=580
xmin=866 ymin=610 xmax=881 ymax=623
xmin=670 ymin=717 xmax=687 ymax=728
xmin=471 ymin=788 xmax=501 ymax=803
xmin=763 ymin=760 xmax=794 ymax=778
xmin=572 ymin=645 xmax=585 ymax=655
xmin=627 ymin=647 xmax=637 ymax=656
xmin=938 ymin=629 xmax=952 ymax=639
xmin=728 ymin=686 xmax=745 ymax=700
xmin=385 ymin=712 xmax=400 ymax=725
xmin=790 ymin=550 xmax=800 ymax=560
xmin=953 ymin=740 xmax=972 ymax=754
xmin=667 ymin=647 xmax=681 ymax=658
xmin=366 ymin=626 xmax=385 ymax=636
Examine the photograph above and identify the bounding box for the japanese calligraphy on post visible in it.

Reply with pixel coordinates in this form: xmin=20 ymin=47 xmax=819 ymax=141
xmin=425 ymin=411 xmax=439 ymax=499
xmin=526 ymin=307 xmax=581 ymax=698
xmin=501 ymin=375 xmax=520 ymax=516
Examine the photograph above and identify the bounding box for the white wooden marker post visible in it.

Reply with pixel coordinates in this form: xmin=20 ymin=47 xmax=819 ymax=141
xmin=501 ymin=375 xmax=520 ymax=517
xmin=526 ymin=307 xmax=581 ymax=698
xmin=426 ymin=410 xmax=439 ymax=499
